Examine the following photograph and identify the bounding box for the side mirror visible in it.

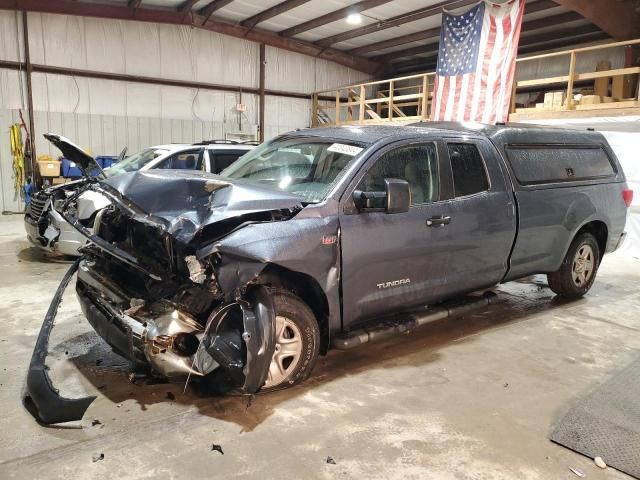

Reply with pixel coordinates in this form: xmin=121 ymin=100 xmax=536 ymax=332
xmin=352 ymin=178 xmax=410 ymax=214
xmin=384 ymin=178 xmax=410 ymax=214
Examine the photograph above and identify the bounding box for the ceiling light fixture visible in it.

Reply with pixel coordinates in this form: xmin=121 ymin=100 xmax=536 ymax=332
xmin=346 ymin=13 xmax=363 ymax=25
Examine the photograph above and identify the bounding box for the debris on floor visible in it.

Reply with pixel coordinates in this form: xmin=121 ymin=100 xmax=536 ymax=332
xmin=326 ymin=456 xmax=336 ymax=465
xmin=92 ymin=453 xmax=104 ymax=463
xmin=569 ymin=467 xmax=585 ymax=477
xmin=211 ymin=444 xmax=224 ymax=455
xmin=594 ymin=457 xmax=607 ymax=469
xmin=91 ymin=419 xmax=102 ymax=426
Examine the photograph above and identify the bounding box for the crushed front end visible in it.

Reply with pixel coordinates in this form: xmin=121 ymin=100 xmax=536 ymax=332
xmin=25 ymin=169 xmax=301 ymax=424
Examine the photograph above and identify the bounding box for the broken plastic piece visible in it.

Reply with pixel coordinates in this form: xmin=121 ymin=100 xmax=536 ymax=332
xmin=23 ymin=259 xmax=97 ymax=424
xmin=211 ymin=444 xmax=224 ymax=455
xmin=569 ymin=467 xmax=585 ymax=477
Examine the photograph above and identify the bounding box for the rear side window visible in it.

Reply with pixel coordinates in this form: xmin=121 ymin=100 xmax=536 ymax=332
xmin=505 ymin=146 xmax=615 ymax=185
xmin=448 ymin=143 xmax=489 ymax=197
xmin=156 ymin=149 xmax=203 ymax=170
xmin=210 ymin=151 xmax=247 ymax=173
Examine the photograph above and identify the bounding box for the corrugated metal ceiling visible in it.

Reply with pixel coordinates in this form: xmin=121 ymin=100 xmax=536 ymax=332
xmin=36 ymin=0 xmax=613 ymax=75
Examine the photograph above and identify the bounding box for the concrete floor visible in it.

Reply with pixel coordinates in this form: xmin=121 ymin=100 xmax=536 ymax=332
xmin=0 ymin=214 xmax=639 ymax=480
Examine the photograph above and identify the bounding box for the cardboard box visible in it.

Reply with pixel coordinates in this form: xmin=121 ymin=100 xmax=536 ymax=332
xmin=37 ymin=158 xmax=61 ymax=177
xmin=552 ymin=91 xmax=566 ymax=107
xmin=51 ymin=176 xmax=66 ymax=185
xmin=580 ymin=95 xmax=603 ymax=105
xmin=543 ymin=92 xmax=555 ymax=109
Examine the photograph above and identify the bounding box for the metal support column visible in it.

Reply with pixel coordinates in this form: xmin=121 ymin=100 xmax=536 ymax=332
xmin=22 ymin=11 xmax=37 ymax=182
xmin=259 ymin=43 xmax=265 ymax=143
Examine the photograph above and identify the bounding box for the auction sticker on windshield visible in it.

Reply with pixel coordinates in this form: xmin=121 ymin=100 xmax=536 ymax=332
xmin=327 ymin=143 xmax=363 ymax=156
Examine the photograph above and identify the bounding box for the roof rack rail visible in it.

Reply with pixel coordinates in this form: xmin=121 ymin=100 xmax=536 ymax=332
xmin=192 ymin=140 xmax=240 ymax=145
xmin=241 ymin=141 xmax=260 ymax=145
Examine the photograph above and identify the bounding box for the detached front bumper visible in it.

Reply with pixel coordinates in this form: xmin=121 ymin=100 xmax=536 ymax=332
xmin=24 ymin=257 xmax=277 ymax=424
xmin=23 ymin=260 xmax=97 ymax=424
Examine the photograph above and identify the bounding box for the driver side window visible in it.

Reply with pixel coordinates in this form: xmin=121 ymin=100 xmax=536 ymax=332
xmin=357 ymin=143 xmax=439 ymax=206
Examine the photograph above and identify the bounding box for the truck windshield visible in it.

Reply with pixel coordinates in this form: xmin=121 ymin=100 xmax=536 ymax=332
xmin=105 ymin=147 xmax=170 ymax=177
xmin=221 ymin=137 xmax=367 ymax=203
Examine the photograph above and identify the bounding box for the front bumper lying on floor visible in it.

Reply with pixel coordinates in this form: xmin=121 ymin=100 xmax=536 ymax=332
xmin=23 ymin=259 xmax=97 ymax=424
xmin=24 ymin=258 xmax=277 ymax=424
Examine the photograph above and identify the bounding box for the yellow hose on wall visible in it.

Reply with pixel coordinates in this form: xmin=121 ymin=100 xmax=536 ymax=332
xmin=10 ymin=123 xmax=25 ymax=198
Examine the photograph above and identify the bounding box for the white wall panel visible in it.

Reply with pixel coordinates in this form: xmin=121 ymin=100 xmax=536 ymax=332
xmin=27 ymin=13 xmax=259 ymax=89
xmin=265 ymin=47 xmax=371 ymax=94
xmin=0 ymin=10 xmax=22 ymax=63
xmin=0 ymin=11 xmax=370 ymax=212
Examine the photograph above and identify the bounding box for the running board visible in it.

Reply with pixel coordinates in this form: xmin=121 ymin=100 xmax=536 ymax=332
xmin=333 ymin=291 xmax=502 ymax=350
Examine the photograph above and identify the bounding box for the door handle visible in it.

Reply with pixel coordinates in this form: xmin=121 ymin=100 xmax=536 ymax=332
xmin=426 ymin=215 xmax=451 ymax=227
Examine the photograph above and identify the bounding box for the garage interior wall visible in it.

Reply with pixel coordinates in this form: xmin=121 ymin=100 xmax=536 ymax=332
xmin=0 ymin=10 xmax=370 ymax=213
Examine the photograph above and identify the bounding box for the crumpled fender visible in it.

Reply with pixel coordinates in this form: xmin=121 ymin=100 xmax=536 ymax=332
xmin=23 ymin=259 xmax=97 ymax=424
xmin=204 ymin=285 xmax=276 ymax=394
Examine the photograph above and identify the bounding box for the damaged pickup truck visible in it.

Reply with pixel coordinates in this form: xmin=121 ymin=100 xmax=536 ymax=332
xmin=26 ymin=122 xmax=631 ymax=424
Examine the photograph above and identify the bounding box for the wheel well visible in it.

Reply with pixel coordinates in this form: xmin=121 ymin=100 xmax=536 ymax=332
xmin=258 ymin=265 xmax=330 ymax=354
xmin=576 ymin=220 xmax=608 ymax=257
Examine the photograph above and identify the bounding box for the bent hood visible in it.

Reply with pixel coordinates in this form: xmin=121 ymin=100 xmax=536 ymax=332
xmin=102 ymin=169 xmax=304 ymax=242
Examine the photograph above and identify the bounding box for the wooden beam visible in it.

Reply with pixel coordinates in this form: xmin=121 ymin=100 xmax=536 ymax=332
xmin=315 ymin=0 xmax=479 ymax=48
xmin=199 ymin=0 xmax=235 ymax=25
xmin=0 ymin=0 xmax=380 ymax=74
xmin=551 ymin=0 xmax=639 ymax=40
xmin=279 ymin=0 xmax=393 ymax=37
xmin=178 ymin=0 xmax=199 ymax=13
xmin=241 ymin=0 xmax=311 ymax=29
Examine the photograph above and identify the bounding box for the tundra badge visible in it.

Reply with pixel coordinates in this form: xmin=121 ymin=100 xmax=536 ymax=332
xmin=377 ymin=278 xmax=410 ymax=289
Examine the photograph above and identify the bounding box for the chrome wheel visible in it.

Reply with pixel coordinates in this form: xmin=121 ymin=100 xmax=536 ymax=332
xmin=263 ymin=315 xmax=303 ymax=388
xmin=572 ymin=244 xmax=595 ymax=287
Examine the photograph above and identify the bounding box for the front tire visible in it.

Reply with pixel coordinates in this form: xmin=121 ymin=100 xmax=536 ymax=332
xmin=547 ymin=233 xmax=600 ymax=298
xmin=261 ymin=290 xmax=320 ymax=391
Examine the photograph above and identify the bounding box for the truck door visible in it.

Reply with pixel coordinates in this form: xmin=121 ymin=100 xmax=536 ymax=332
xmin=339 ymin=141 xmax=455 ymax=327
xmin=435 ymin=140 xmax=516 ymax=297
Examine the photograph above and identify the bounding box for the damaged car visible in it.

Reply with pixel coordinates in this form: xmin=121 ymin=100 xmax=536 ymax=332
xmin=24 ymin=140 xmax=256 ymax=256
xmin=26 ymin=123 xmax=630 ymax=424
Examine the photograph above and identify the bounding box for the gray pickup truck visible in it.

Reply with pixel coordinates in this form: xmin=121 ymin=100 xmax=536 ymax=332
xmin=25 ymin=122 xmax=631 ymax=424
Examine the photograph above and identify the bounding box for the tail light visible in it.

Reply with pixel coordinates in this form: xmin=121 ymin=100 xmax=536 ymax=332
xmin=622 ymin=189 xmax=633 ymax=208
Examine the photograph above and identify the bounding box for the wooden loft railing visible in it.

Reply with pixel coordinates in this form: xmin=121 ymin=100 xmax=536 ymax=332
xmin=311 ymin=39 xmax=640 ymax=127
xmin=312 ymin=72 xmax=435 ymax=127
xmin=510 ymin=38 xmax=640 ymax=120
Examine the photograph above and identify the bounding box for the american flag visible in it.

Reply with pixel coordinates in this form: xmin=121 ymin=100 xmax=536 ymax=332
xmin=430 ymin=0 xmax=525 ymax=124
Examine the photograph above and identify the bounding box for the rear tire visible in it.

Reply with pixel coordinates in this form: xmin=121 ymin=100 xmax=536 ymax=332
xmin=261 ymin=290 xmax=320 ymax=392
xmin=547 ymin=233 xmax=600 ymax=298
